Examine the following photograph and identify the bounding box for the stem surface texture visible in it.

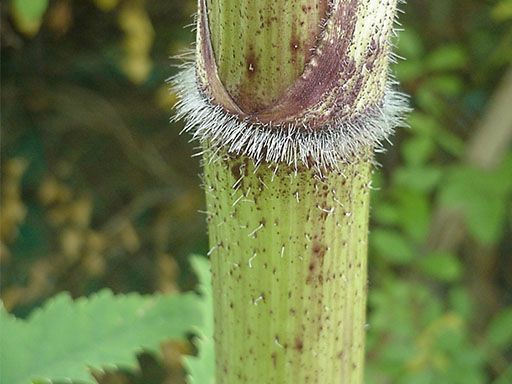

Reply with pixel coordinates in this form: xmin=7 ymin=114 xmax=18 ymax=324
xmin=205 ymin=155 xmax=371 ymax=384
xmin=175 ymin=1 xmax=405 ymax=383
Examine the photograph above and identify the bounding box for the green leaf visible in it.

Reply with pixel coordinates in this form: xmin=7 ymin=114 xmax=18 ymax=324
xmin=494 ymin=366 xmax=512 ymax=384
xmin=486 ymin=308 xmax=512 ymax=350
xmin=426 ymin=45 xmax=468 ymax=72
xmin=492 ymin=0 xmax=512 ymax=22
xmin=11 ymin=0 xmax=49 ymax=36
xmin=425 ymin=75 xmax=464 ymax=97
xmin=401 ymin=135 xmax=435 ymax=167
xmin=418 ymin=252 xmax=463 ymax=282
xmin=407 ymin=113 xmax=465 ymax=157
xmin=408 ymin=112 xmax=441 ymax=136
xmin=435 ymin=128 xmax=465 ymax=157
xmin=393 ymin=189 xmax=431 ymax=242
xmin=397 ymin=29 xmax=425 ymax=60
xmin=185 ymin=256 xmax=215 ymax=384
xmin=395 ymin=61 xmax=424 ymax=83
xmin=373 ymin=203 xmax=400 ymax=226
xmin=439 ymin=160 xmax=512 ymax=244
xmin=12 ymin=0 xmax=48 ymax=21
xmin=449 ymin=287 xmax=474 ymax=319
xmin=393 ymin=166 xmax=442 ymax=192
xmin=415 ymin=84 xmax=443 ymax=115
xmin=0 ymin=289 xmax=202 ymax=384
xmin=371 ymin=229 xmax=415 ymax=265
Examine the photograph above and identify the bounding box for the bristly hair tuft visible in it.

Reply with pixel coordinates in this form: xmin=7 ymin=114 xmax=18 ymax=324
xmin=170 ymin=0 xmax=410 ymax=172
xmin=170 ymin=63 xmax=409 ymax=172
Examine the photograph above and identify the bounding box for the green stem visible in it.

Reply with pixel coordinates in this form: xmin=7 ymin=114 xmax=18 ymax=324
xmin=205 ymin=0 xmax=328 ymax=112
xmin=204 ymin=154 xmax=371 ymax=383
xmin=188 ymin=1 xmax=401 ymax=383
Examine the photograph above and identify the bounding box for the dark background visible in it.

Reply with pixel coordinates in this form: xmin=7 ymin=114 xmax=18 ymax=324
xmin=1 ymin=0 xmax=511 ymax=383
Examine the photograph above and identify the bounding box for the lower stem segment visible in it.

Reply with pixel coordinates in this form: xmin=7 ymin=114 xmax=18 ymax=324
xmin=204 ymin=152 xmax=371 ymax=384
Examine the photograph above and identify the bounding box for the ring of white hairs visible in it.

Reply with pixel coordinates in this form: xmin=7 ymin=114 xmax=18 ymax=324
xmin=171 ymin=63 xmax=409 ymax=172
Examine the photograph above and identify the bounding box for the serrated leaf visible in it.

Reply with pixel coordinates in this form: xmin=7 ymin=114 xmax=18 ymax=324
xmin=0 ymin=289 xmax=202 ymax=384
xmin=184 ymin=256 xmax=215 ymax=384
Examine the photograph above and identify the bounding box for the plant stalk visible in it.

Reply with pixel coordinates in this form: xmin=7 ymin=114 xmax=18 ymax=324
xmin=182 ymin=1 xmax=402 ymax=383
xmin=204 ymin=155 xmax=371 ymax=383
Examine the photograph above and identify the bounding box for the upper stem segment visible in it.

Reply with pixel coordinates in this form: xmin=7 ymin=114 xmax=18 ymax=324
xmin=197 ymin=0 xmax=398 ymax=127
xmin=206 ymin=0 xmax=328 ymax=113
xmin=173 ymin=0 xmax=407 ymax=170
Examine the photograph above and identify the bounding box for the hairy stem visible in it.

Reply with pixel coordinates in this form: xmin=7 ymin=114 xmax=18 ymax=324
xmin=205 ymin=155 xmax=371 ymax=383
xmin=178 ymin=1 xmax=403 ymax=383
xmin=206 ymin=0 xmax=328 ymax=112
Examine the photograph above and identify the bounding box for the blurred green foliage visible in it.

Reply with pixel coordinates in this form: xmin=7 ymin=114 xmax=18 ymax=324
xmin=366 ymin=2 xmax=512 ymax=383
xmin=1 ymin=0 xmax=511 ymax=383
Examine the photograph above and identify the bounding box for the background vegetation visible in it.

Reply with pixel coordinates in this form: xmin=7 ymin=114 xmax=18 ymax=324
xmin=1 ymin=0 xmax=511 ymax=383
